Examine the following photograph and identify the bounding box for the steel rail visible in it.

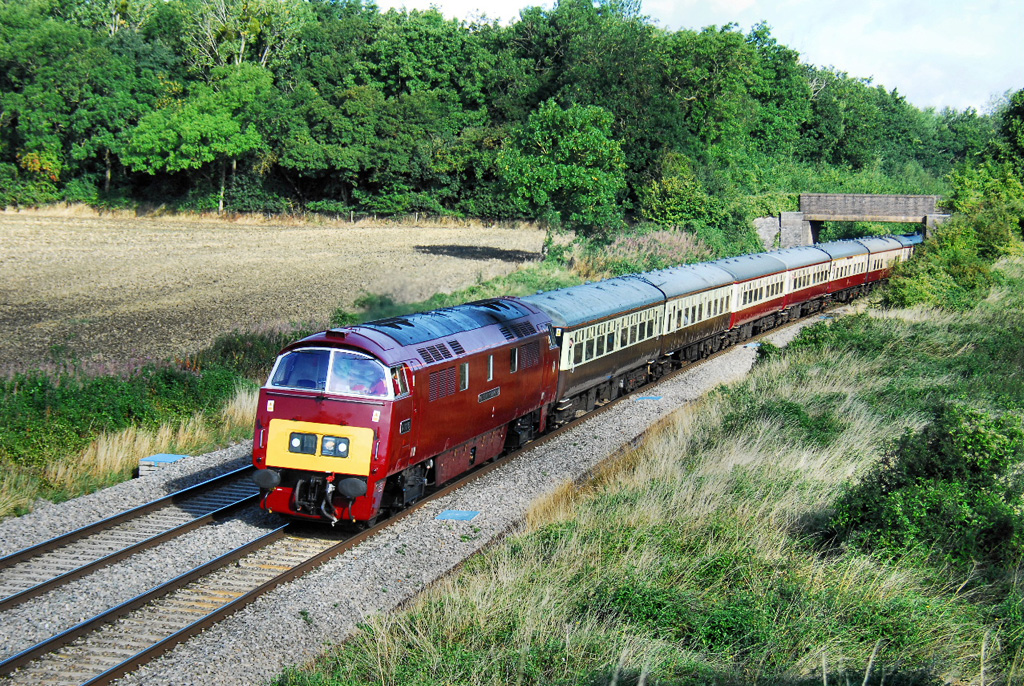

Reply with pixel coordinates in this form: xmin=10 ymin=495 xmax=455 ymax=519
xmin=0 ymin=465 xmax=255 ymax=569
xmin=0 ymin=492 xmax=259 ymax=612
xmin=0 ymin=525 xmax=290 ymax=678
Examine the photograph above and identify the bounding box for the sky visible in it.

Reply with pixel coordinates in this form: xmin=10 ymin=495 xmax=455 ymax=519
xmin=372 ymin=0 xmax=1023 ymax=113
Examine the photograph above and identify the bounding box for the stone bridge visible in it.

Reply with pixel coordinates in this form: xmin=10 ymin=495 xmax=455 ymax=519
xmin=755 ymin=193 xmax=949 ymax=249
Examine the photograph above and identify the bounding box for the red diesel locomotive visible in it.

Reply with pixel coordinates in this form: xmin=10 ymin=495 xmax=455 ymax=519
xmin=251 ymin=233 xmax=922 ymax=525
xmin=251 ymin=298 xmax=558 ymax=524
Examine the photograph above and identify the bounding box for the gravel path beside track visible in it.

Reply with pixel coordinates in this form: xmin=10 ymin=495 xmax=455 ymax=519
xmin=0 ymin=312 xmax=838 ymax=685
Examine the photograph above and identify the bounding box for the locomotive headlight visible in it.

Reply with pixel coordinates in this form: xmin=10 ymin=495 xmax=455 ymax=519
xmin=321 ymin=436 xmax=350 ymax=458
xmin=288 ymin=432 xmax=317 ymax=455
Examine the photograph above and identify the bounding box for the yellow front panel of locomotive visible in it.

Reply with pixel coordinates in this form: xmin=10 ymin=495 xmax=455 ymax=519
xmin=265 ymin=419 xmax=374 ymax=476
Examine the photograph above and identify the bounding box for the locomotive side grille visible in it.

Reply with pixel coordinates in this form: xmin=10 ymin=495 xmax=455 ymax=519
xmin=417 ymin=347 xmax=436 ymax=363
xmin=520 ymin=341 xmax=541 ymax=369
xmin=429 ymin=367 xmax=457 ymax=401
xmin=448 ymin=339 xmax=466 ymax=355
xmin=436 ymin=344 xmax=453 ymax=359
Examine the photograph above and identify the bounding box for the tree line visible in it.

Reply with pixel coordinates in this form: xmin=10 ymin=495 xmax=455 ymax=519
xmin=0 ymin=0 xmax=1009 ymax=233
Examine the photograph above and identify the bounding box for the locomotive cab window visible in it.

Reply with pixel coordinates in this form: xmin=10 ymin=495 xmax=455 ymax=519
xmin=390 ymin=365 xmax=411 ymax=397
xmin=549 ymin=326 xmax=563 ymax=350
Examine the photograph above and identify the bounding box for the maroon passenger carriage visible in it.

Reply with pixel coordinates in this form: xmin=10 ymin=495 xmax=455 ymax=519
xmin=251 ymin=298 xmax=558 ymax=524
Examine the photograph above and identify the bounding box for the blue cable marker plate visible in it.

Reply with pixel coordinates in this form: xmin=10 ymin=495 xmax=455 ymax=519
xmin=436 ymin=510 xmax=480 ymax=521
xmin=744 ymin=342 xmax=762 ymax=348
xmin=141 ymin=453 xmax=189 ymax=464
xmin=635 ymin=396 xmax=662 ymax=401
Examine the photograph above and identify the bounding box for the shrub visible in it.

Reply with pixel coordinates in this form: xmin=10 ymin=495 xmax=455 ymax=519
xmin=830 ymin=404 xmax=1024 ymax=567
xmin=188 ymin=327 xmax=308 ymax=380
xmin=885 ymin=217 xmax=997 ymax=310
xmin=574 ymin=229 xmax=712 ymax=276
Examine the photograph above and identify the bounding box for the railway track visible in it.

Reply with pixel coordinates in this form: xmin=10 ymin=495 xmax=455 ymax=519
xmin=0 ymin=391 xmax=650 ymax=686
xmin=0 ymin=307 xmax=844 ymax=686
xmin=0 ymin=466 xmax=258 ymax=612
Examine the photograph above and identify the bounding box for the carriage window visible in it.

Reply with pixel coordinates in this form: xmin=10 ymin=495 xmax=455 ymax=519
xmin=573 ymin=342 xmax=583 ymax=365
xmin=585 ymin=339 xmax=595 ymax=360
xmin=596 ymin=336 xmax=605 ymax=356
xmin=647 ymin=320 xmax=655 ymax=338
xmin=621 ymin=328 xmax=628 ymax=346
xmin=630 ymin=325 xmax=637 ymax=344
xmin=606 ymin=332 xmax=615 ymax=352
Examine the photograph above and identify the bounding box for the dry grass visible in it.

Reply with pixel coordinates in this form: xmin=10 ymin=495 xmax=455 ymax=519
xmin=570 ymin=229 xmax=712 ymax=280
xmin=867 ymin=303 xmax=960 ymax=325
xmin=45 ymin=384 xmax=257 ymax=489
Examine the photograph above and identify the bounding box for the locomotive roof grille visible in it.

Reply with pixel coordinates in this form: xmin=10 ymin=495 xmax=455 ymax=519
xmin=357 ymin=298 xmax=534 ymax=346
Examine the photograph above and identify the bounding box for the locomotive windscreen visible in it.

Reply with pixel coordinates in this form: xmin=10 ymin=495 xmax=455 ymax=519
xmin=269 ymin=348 xmax=391 ymax=398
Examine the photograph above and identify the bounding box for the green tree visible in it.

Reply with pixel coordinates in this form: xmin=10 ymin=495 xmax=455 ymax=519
xmin=661 ymin=25 xmax=757 ymax=157
xmin=0 ymin=6 xmax=97 ymax=202
xmin=64 ymin=0 xmax=159 ymax=36
xmin=70 ymin=32 xmax=171 ymax=195
xmin=745 ymin=22 xmax=810 ymax=159
xmin=121 ymin=63 xmax=272 ymax=211
xmin=497 ymin=99 xmax=626 ymax=234
xmin=999 ymin=88 xmax=1024 ymax=173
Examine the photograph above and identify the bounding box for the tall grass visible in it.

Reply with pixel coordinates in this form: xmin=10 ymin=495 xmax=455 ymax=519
xmin=0 ymin=384 xmax=257 ymax=518
xmin=279 ymin=260 xmax=1024 ymax=686
xmin=1 ymin=204 xmax=545 ymax=231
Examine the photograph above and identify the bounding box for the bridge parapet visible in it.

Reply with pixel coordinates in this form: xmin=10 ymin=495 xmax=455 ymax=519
xmin=800 ymin=193 xmax=940 ymax=223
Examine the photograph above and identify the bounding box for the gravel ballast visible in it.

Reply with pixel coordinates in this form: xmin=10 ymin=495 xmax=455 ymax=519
xmin=1 ymin=312 xmax=839 ymax=686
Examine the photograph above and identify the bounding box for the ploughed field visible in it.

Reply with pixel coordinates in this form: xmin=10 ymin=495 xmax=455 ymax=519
xmin=0 ymin=212 xmax=544 ymax=371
